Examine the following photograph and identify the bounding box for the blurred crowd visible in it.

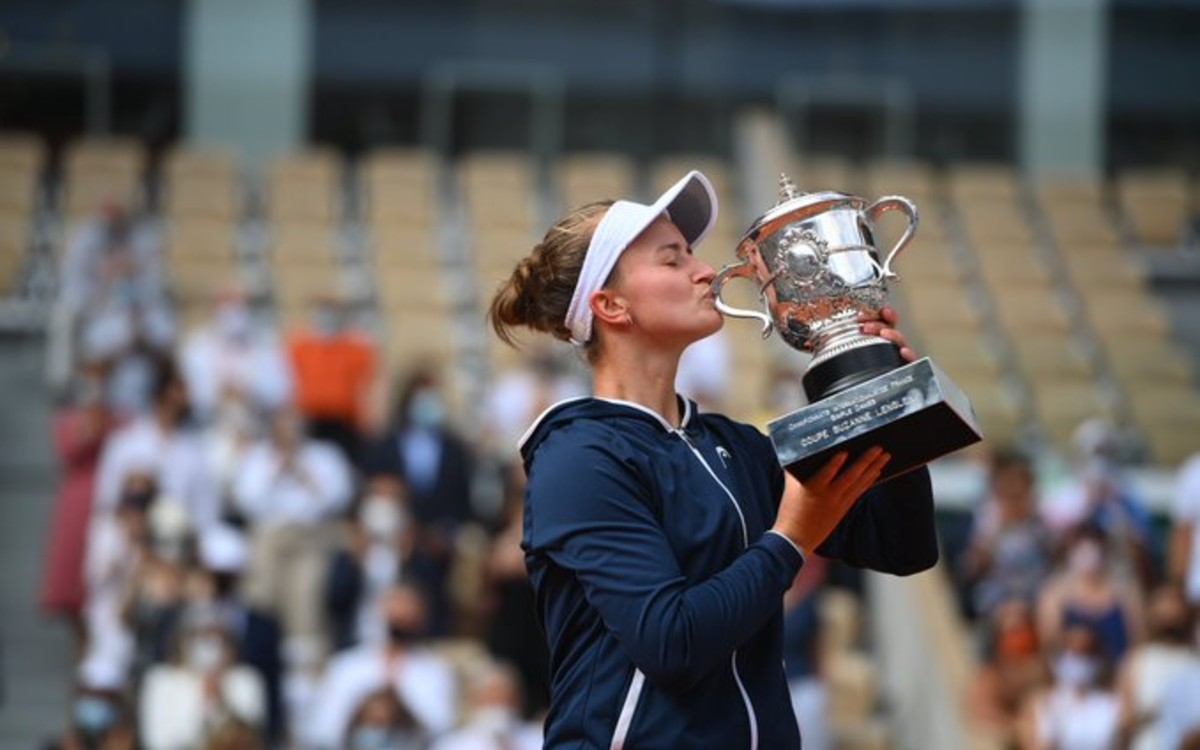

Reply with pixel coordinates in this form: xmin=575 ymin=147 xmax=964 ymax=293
xmin=953 ymin=429 xmax=1200 ymax=750
xmin=36 ymin=206 xmax=596 ymax=750
xmin=34 ymin=205 xmax=1200 ymax=750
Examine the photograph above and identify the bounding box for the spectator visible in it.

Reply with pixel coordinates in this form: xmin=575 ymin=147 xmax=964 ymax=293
xmin=187 ymin=525 xmax=286 ymax=747
xmin=234 ymin=407 xmax=352 ymax=655
xmin=305 ymin=581 xmax=458 ymax=749
xmin=49 ymin=202 xmax=171 ymax=399
xmin=41 ymin=362 xmax=120 ymax=650
xmin=969 ymin=599 xmax=1048 ymax=746
xmin=960 ymin=448 xmax=1056 ymax=619
xmin=1037 ymin=524 xmax=1144 ymax=661
xmin=675 ymin=329 xmax=731 ymax=413
xmin=180 ymin=284 xmax=292 ymax=423
xmin=325 ymin=475 xmax=416 ymax=653
xmin=364 ymin=369 xmax=476 ymax=636
xmin=1117 ymin=585 xmax=1200 ymax=750
xmin=83 ymin=472 xmax=158 ymax=672
xmin=1043 ymin=419 xmax=1155 ymax=581
xmin=287 ymin=293 xmax=378 ymax=465
xmin=342 ymin=688 xmax=424 ymax=750
xmin=45 ymin=652 xmax=136 ymax=750
xmin=482 ymin=346 xmax=589 ymax=456
xmin=1158 ymin=643 xmax=1200 ymax=750
xmin=94 ymin=361 xmax=221 ymax=530
xmin=139 ymin=617 xmax=267 ymax=750
xmin=430 ymin=660 xmax=543 ymax=750
xmin=1017 ymin=623 xmax=1121 ymax=750
xmin=481 ymin=484 xmax=548 ymax=718
xmin=1170 ymin=451 xmax=1200 ymax=606
xmin=782 ymin=557 xmax=831 ymax=750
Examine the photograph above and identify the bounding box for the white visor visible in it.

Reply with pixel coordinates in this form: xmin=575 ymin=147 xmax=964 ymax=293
xmin=564 ymin=170 xmax=718 ymax=345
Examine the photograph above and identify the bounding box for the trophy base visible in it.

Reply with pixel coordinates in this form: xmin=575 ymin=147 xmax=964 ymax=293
xmin=769 ymin=358 xmax=983 ymax=485
xmin=803 ymin=341 xmax=904 ymax=402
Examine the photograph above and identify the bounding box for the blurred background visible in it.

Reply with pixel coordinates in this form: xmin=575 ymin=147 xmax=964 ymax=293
xmin=0 ymin=1 xmax=1198 ymax=749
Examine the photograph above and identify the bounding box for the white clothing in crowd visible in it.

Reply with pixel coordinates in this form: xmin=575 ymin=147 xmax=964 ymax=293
xmin=95 ymin=417 xmax=220 ymax=529
xmin=139 ymin=664 xmax=266 ymax=750
xmin=429 ymin=710 xmax=542 ymax=750
xmin=304 ymin=645 xmax=458 ymax=749
xmin=82 ymin=512 xmax=142 ymax=670
xmin=1173 ymin=454 xmax=1200 ymax=605
xmin=676 ymin=330 xmax=730 ymax=410
xmin=1033 ymin=685 xmax=1122 ymax=750
xmin=1158 ymin=663 xmax=1200 ymax=750
xmin=232 ymin=440 xmax=353 ymax=529
xmin=483 ymin=366 xmax=588 ymax=451
xmin=180 ymin=308 xmax=292 ymax=421
xmin=1126 ymin=642 xmax=1200 ymax=750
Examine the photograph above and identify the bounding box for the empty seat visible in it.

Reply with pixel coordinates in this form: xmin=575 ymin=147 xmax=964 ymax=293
xmin=559 ymin=152 xmax=636 ymax=208
xmin=991 ymin=288 xmax=1073 ymax=335
xmin=162 ymin=147 xmax=240 ymax=221
xmin=0 ymin=211 xmax=29 ymax=295
xmin=959 ymin=202 xmax=1035 ymax=245
xmin=0 ymin=132 xmax=45 ymax=216
xmin=1034 ymin=177 xmax=1107 ymax=210
xmin=361 ymin=148 xmax=439 ymax=227
xmin=372 ymin=223 xmax=443 ymax=271
xmin=947 ymin=164 xmax=1021 ymax=204
xmin=460 ymin=151 xmax=538 ymax=231
xmin=1116 ymin=169 xmax=1190 ymax=246
xmin=166 ymin=218 xmax=239 ymax=266
xmin=62 ymin=137 xmax=146 ymax=217
xmin=375 ymin=265 xmax=454 ymax=314
xmin=924 ymin=333 xmax=1005 ymax=379
xmin=901 ymin=286 xmax=985 ymax=335
xmin=266 ymin=149 xmax=342 ymax=224
xmin=1010 ymin=334 xmax=1093 ymax=380
xmin=862 ymin=159 xmax=938 ymax=203
xmin=1031 ymin=378 xmax=1116 ymax=447
xmin=269 ymin=222 xmax=340 ymax=267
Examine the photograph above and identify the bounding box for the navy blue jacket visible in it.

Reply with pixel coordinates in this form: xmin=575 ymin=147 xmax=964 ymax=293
xmin=519 ymin=397 xmax=937 ymax=750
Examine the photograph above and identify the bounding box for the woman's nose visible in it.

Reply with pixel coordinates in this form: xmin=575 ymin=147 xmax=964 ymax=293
xmin=694 ymin=259 xmax=716 ymax=284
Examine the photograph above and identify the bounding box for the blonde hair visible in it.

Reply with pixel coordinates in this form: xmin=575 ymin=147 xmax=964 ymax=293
xmin=488 ymin=200 xmax=613 ymax=359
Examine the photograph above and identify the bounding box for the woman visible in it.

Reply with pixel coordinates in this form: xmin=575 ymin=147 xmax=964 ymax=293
xmin=41 ymin=366 xmax=118 ymax=648
xmin=487 ymin=170 xmax=939 ymax=749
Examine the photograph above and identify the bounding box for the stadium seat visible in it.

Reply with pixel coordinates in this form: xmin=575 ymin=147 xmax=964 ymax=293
xmin=360 ymin=147 xmax=439 ymax=227
xmin=0 ymin=132 xmax=45 ymax=217
xmin=558 ymin=152 xmax=636 ymax=208
xmin=266 ymin=149 xmax=343 ymax=224
xmin=371 ymin=223 xmax=443 ymax=271
xmin=1116 ymin=168 xmax=1191 ymax=246
xmin=62 ymin=137 xmax=146 ymax=217
xmin=460 ymin=151 xmax=538 ymax=231
xmin=162 ymin=147 xmax=241 ymax=221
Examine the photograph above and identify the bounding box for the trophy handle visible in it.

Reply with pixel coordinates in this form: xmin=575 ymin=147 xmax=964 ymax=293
xmin=862 ymin=196 xmax=919 ymax=280
xmin=712 ymin=257 xmax=774 ymax=338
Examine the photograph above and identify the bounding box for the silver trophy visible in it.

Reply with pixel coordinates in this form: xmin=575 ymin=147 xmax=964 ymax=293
xmin=712 ymin=174 xmax=982 ymax=483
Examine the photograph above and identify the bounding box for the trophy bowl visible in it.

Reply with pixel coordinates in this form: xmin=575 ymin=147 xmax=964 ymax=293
xmin=713 ymin=174 xmax=982 ymax=483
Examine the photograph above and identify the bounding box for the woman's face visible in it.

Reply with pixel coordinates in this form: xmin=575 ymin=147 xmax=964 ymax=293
xmin=605 ymin=216 xmax=722 ymax=350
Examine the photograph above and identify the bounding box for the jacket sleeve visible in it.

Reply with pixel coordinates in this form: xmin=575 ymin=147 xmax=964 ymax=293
xmin=816 ymin=465 xmax=939 ymax=575
xmin=526 ymin=434 xmax=803 ymax=691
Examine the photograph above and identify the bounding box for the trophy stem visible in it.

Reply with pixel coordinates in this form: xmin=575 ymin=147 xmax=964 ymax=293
xmin=802 ymin=340 xmax=903 ymax=401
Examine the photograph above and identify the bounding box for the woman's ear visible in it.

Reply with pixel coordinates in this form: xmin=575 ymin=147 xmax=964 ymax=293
xmin=589 ymin=289 xmax=632 ymax=330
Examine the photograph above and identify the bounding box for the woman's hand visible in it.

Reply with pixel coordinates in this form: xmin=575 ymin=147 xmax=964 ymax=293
xmin=860 ymin=307 xmax=917 ymax=363
xmin=773 ymin=447 xmax=891 ymax=553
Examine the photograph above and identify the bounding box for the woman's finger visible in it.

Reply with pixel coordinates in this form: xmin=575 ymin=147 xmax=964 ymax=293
xmin=808 ymin=451 xmax=850 ymax=489
xmin=829 ymin=447 xmax=885 ymax=491
xmin=840 ymin=451 xmax=891 ymax=500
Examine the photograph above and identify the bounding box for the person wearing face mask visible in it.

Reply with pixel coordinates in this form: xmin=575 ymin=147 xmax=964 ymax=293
xmin=363 ymin=369 xmax=477 ymax=637
xmin=960 ymin=448 xmax=1057 ymax=620
xmin=94 ymin=360 xmax=221 ymax=530
xmin=431 ymin=660 xmax=543 ymax=750
xmin=233 ymin=407 xmax=353 ymax=655
xmin=1017 ymin=624 xmax=1121 ymax=750
xmin=1116 ymin=585 xmax=1200 ymax=750
xmin=287 ymin=293 xmax=379 ymax=466
xmin=325 ymin=477 xmax=417 ymax=652
xmin=46 ymin=653 xmax=135 ymax=750
xmin=342 ymin=688 xmax=424 ymax=750
xmin=1037 ymin=524 xmax=1144 ymax=661
xmin=305 ymin=581 xmax=458 ymax=750
xmin=179 ymin=283 xmax=293 ymax=423
xmin=139 ymin=619 xmax=267 ymax=750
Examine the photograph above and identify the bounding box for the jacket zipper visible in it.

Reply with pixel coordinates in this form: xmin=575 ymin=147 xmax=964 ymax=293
xmin=675 ymin=428 xmax=758 ymax=750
